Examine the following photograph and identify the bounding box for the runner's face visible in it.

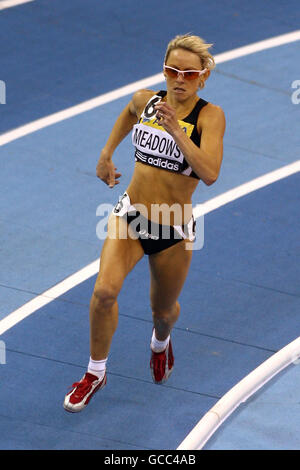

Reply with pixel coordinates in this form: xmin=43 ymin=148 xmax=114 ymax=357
xmin=164 ymin=48 xmax=204 ymax=99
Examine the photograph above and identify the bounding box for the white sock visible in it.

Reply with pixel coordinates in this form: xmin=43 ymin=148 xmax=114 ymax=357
xmin=87 ymin=357 xmax=107 ymax=380
xmin=151 ymin=329 xmax=170 ymax=353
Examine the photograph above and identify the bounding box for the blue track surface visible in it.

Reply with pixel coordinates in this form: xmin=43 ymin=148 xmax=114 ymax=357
xmin=0 ymin=0 xmax=299 ymax=450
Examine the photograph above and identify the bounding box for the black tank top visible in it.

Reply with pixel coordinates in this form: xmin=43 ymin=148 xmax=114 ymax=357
xmin=132 ymin=90 xmax=208 ymax=179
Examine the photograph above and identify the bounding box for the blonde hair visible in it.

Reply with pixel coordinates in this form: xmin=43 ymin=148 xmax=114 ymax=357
xmin=164 ymin=33 xmax=216 ymax=77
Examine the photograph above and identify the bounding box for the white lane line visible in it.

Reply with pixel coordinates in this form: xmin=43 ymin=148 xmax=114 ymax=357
xmin=0 ymin=260 xmax=99 ymax=335
xmin=0 ymin=30 xmax=299 ymax=147
xmin=213 ymin=30 xmax=300 ymax=64
xmin=193 ymin=160 xmax=300 ymax=217
xmin=0 ymin=160 xmax=299 ymax=336
xmin=0 ymin=74 xmax=163 ymax=146
xmin=177 ymin=336 xmax=300 ymax=450
xmin=0 ymin=0 xmax=34 ymax=10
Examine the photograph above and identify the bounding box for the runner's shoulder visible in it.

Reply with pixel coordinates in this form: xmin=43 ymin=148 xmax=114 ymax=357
xmin=130 ymin=89 xmax=159 ymax=117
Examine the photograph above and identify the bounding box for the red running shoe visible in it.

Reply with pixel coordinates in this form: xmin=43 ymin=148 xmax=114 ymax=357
xmin=63 ymin=372 xmax=106 ymax=413
xmin=150 ymin=339 xmax=174 ymax=384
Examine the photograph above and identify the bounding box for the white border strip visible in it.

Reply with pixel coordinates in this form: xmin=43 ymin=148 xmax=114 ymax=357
xmin=177 ymin=336 xmax=300 ymax=450
xmin=0 ymin=30 xmax=299 ymax=147
xmin=0 ymin=0 xmax=34 ymax=10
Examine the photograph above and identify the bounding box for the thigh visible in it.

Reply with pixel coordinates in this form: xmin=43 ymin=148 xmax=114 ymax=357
xmin=149 ymin=240 xmax=193 ymax=310
xmin=95 ymin=214 xmax=144 ymax=294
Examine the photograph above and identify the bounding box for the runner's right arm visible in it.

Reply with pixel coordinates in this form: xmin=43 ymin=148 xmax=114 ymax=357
xmin=96 ymin=90 xmax=154 ymax=187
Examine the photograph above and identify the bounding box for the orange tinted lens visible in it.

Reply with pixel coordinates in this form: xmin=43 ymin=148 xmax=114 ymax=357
xmin=164 ymin=66 xmax=200 ymax=80
xmin=164 ymin=67 xmax=178 ymax=78
xmin=184 ymin=71 xmax=199 ymax=80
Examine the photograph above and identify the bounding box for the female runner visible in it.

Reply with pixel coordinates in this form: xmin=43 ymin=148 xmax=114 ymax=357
xmin=64 ymin=33 xmax=226 ymax=412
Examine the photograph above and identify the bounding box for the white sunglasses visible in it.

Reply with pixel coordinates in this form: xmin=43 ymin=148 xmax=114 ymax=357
xmin=164 ymin=64 xmax=207 ymax=80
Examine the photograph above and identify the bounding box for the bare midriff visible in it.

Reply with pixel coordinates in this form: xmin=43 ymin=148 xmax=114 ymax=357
xmin=126 ymin=162 xmax=199 ymax=226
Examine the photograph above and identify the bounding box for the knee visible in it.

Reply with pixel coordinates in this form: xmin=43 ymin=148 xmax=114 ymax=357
xmin=92 ymin=284 xmax=118 ymax=310
xmin=152 ymin=301 xmax=180 ymax=321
